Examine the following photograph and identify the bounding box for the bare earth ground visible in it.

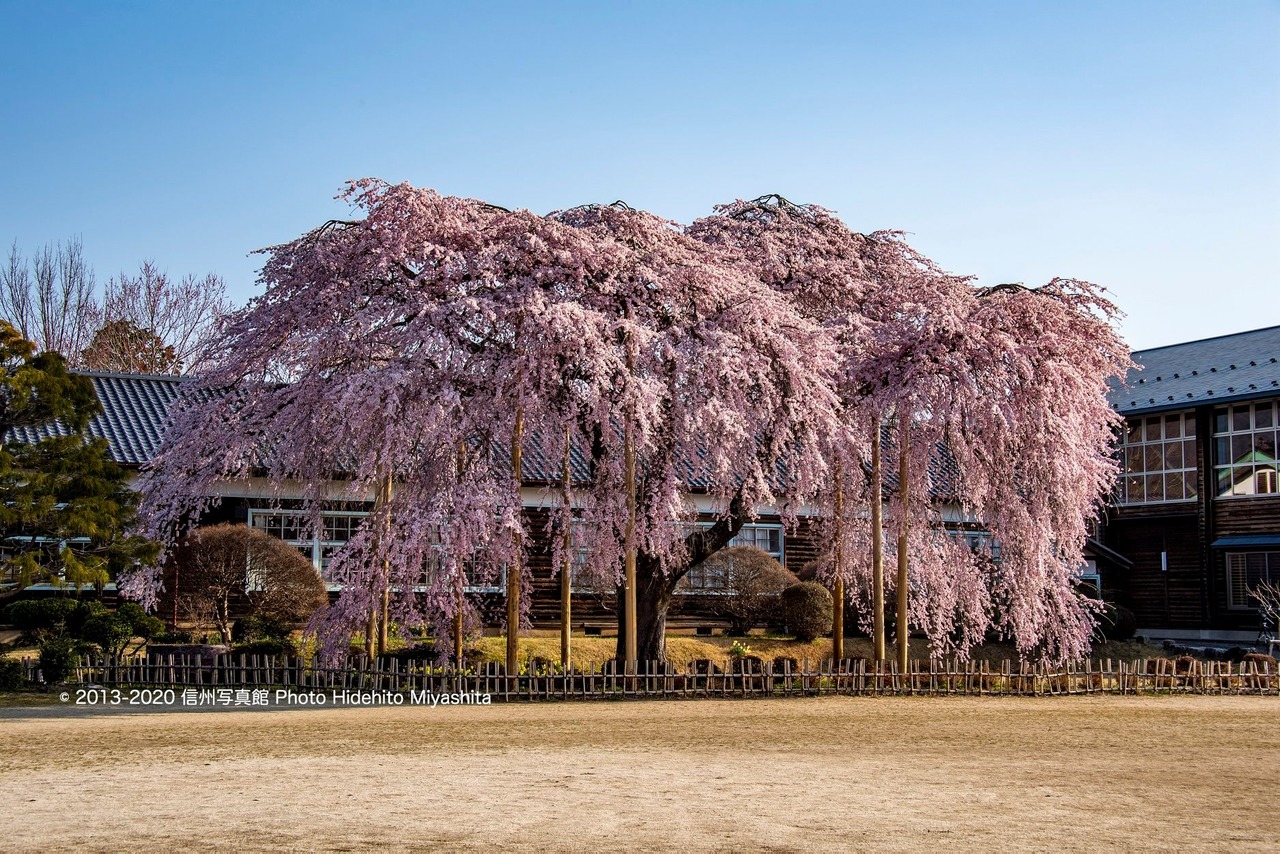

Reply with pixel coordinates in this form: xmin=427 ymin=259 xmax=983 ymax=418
xmin=1 ymin=696 xmax=1277 ymax=852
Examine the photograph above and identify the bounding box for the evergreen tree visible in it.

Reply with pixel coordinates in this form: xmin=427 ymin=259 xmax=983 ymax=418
xmin=0 ymin=321 xmax=157 ymax=589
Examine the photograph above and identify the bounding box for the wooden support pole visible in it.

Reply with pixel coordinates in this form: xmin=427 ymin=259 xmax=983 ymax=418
xmin=897 ymin=423 xmax=910 ymax=672
xmin=832 ymin=464 xmax=844 ymax=662
xmin=507 ymin=406 xmax=524 ymax=675
xmin=373 ymin=473 xmax=389 ymax=655
xmin=561 ymin=426 xmax=573 ymax=671
xmin=454 ymin=443 xmax=466 ymax=670
xmin=623 ymin=422 xmax=638 ymax=668
xmin=452 ymin=607 xmax=463 ymax=670
xmin=871 ymin=426 xmax=885 ymax=663
xmin=622 ymin=318 xmax=638 ymax=669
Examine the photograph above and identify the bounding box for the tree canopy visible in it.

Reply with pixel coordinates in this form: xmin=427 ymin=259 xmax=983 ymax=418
xmin=132 ymin=180 xmax=1131 ymax=663
xmin=0 ymin=321 xmax=158 ymax=590
xmin=1 ymin=240 xmax=232 ymax=375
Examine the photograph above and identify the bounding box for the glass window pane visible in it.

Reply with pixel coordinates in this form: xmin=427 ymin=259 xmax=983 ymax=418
xmin=1233 ymin=407 xmax=1252 ymax=431
xmin=1257 ymin=405 xmax=1274 ymax=429
xmin=1233 ymin=466 xmax=1253 ymax=495
xmin=1232 ymin=434 xmax=1253 ymax=464
xmin=1184 ymin=417 xmax=1196 ymax=437
xmin=1164 ymin=414 xmax=1181 ymax=438
xmin=1184 ymin=472 xmax=1198 ymax=499
xmin=1145 ymin=474 xmax=1164 ymax=502
xmin=1165 ymin=441 xmax=1183 ymax=469
xmin=1257 ymin=467 xmax=1278 ymax=495
xmin=1216 ymin=437 xmax=1231 ymax=466
xmin=1126 ymin=447 xmax=1144 ymax=472
xmin=1126 ymin=419 xmax=1142 ymax=443
xmin=1214 ymin=409 xmax=1228 ymax=433
xmin=1145 ymin=446 xmax=1163 ymax=471
xmin=1145 ymin=418 xmax=1162 ymax=441
xmin=1216 ymin=468 xmax=1231 ymax=497
xmin=1125 ymin=475 xmax=1144 ymax=502
xmin=1165 ymin=471 xmax=1184 ymax=501
xmin=1257 ymin=431 xmax=1277 ymax=463
xmin=1183 ymin=439 xmax=1196 ymax=469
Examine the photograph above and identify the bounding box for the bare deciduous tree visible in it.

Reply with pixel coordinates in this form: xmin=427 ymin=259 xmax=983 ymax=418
xmin=1250 ymin=580 xmax=1280 ymax=637
xmin=95 ymin=261 xmax=232 ymax=374
xmin=688 ymin=546 xmax=798 ymax=636
xmin=1 ymin=238 xmax=98 ymax=358
xmin=174 ymin=523 xmax=327 ymax=643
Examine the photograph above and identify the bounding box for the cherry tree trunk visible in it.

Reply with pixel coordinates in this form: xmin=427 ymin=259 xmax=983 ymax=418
xmin=615 ymin=559 xmax=677 ymax=666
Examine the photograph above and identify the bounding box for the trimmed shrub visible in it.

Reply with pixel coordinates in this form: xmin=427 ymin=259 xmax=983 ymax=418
xmin=232 ymin=614 xmax=292 ymax=644
xmin=0 ymin=658 xmax=24 ymax=691
xmin=772 ymin=655 xmax=799 ymax=672
xmin=116 ymin=603 xmax=165 ymax=642
xmin=38 ymin=637 xmax=86 ymax=684
xmin=689 ymin=546 xmax=798 ymax=635
xmin=1100 ymin=604 xmax=1137 ymax=641
xmin=781 ymin=582 xmax=833 ymax=642
xmin=172 ymin=524 xmax=328 ymax=643
xmin=2 ymin=599 xmax=78 ymax=642
xmin=75 ymin=603 xmax=166 ymax=656
xmin=79 ymin=612 xmax=132 ymax=656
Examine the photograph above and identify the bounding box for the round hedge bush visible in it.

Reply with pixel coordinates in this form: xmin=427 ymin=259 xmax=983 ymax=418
xmin=780 ymin=581 xmax=833 ymax=642
xmin=0 ymin=658 xmax=24 ymax=692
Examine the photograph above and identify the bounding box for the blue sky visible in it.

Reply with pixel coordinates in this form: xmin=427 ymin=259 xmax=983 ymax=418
xmin=2 ymin=1 xmax=1276 ymax=351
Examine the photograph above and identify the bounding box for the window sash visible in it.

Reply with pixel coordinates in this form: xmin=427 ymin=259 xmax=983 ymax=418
xmin=1213 ymin=400 xmax=1280 ymax=499
xmin=1116 ymin=411 xmax=1198 ymax=505
xmin=682 ymin=523 xmax=785 ymax=591
xmin=1226 ymin=552 xmax=1279 ymax=609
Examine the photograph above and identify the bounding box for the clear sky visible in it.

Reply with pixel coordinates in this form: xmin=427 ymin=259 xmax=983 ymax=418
xmin=2 ymin=1 xmax=1276 ymax=351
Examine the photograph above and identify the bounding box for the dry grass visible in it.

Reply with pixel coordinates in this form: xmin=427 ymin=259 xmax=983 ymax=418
xmin=1 ymin=695 xmax=1277 ymax=851
xmin=473 ymin=634 xmax=1170 ymax=669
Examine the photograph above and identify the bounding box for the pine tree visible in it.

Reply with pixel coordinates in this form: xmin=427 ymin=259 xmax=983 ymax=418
xmin=0 ymin=321 xmax=157 ymax=590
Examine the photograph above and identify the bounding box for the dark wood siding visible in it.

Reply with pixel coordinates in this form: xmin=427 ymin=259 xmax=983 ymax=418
xmin=1102 ymin=508 xmax=1202 ymax=628
xmin=1209 ymin=494 xmax=1280 ymax=630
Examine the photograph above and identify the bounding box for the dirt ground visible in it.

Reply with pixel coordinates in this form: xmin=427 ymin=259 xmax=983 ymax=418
xmin=1 ymin=696 xmax=1277 ymax=852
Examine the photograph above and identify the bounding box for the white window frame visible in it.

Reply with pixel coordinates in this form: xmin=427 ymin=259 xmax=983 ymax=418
xmin=1116 ymin=410 xmax=1198 ymax=505
xmin=680 ymin=522 xmax=785 ymax=593
xmin=247 ymin=508 xmax=367 ymax=581
xmin=1213 ymin=399 xmax=1280 ymax=499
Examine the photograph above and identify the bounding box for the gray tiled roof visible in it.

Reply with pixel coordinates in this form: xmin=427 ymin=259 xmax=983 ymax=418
xmin=7 ymin=371 xmax=185 ymax=466
xmin=1109 ymin=325 xmax=1280 ymax=416
xmin=3 ymin=372 xmax=961 ymax=500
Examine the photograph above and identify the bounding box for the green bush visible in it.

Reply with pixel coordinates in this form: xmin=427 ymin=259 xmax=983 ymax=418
xmin=232 ymin=614 xmax=291 ymax=644
xmin=38 ymin=637 xmax=86 ymax=684
xmin=0 ymin=658 xmax=24 ymax=691
xmin=381 ymin=641 xmax=438 ymax=663
xmin=80 ymin=612 xmax=132 ymax=656
xmin=781 ymin=582 xmax=833 ymax=642
xmin=2 ymin=599 xmax=78 ymax=641
xmin=116 ymin=603 xmax=165 ymax=641
xmin=73 ymin=603 xmax=167 ymax=655
xmin=66 ymin=601 xmax=109 ymax=638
